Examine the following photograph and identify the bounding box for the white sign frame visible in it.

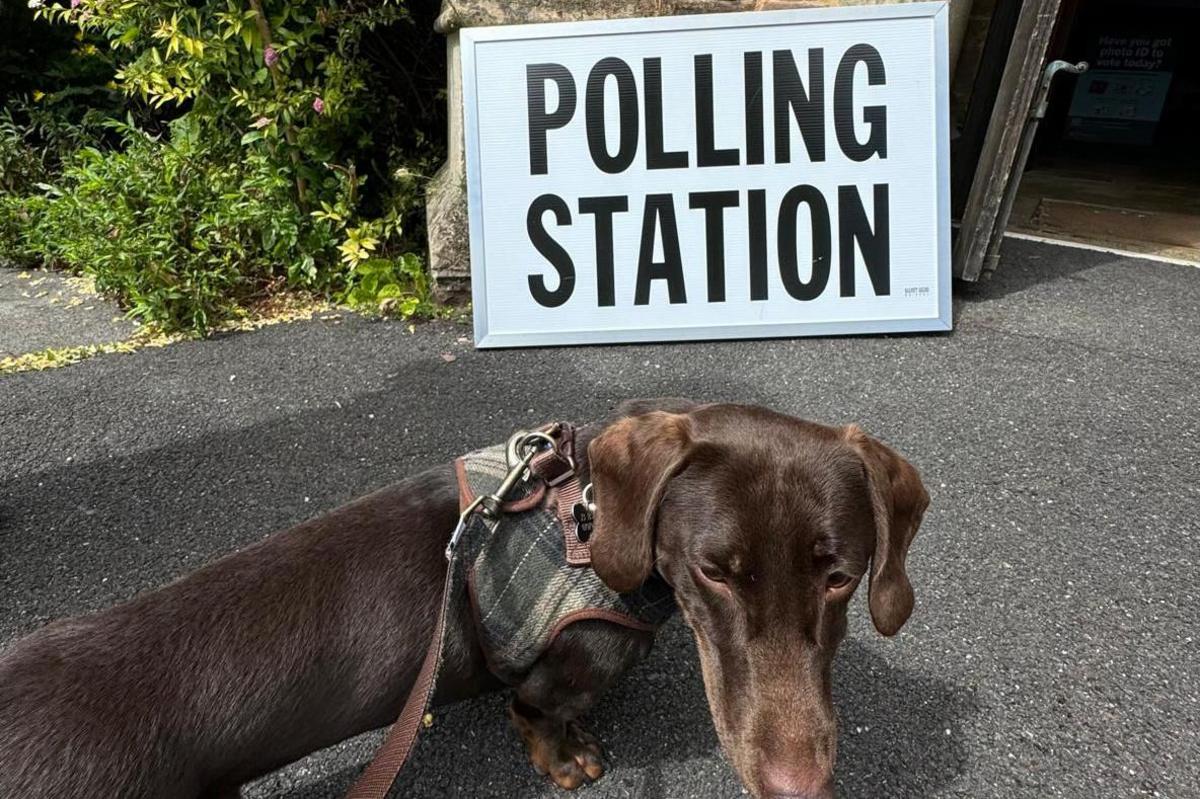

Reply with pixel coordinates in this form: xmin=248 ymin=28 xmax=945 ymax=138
xmin=461 ymin=3 xmax=952 ymax=348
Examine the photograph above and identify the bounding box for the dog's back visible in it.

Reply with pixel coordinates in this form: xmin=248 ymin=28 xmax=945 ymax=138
xmin=0 ymin=612 xmax=201 ymax=798
xmin=0 ymin=468 xmax=459 ymax=798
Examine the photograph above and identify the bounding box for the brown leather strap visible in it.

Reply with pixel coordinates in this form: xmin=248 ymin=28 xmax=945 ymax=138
xmin=554 ymin=477 xmax=591 ymax=566
xmin=529 ymin=424 xmax=590 ymax=564
xmin=529 ymin=423 xmax=576 ymax=487
xmin=343 ymin=541 xmax=463 ymax=799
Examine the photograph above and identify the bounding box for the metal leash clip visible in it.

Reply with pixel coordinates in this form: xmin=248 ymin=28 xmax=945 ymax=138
xmin=445 ymin=430 xmax=559 ymax=560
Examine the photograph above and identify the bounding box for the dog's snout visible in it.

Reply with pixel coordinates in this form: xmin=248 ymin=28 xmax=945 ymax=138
xmin=759 ymin=761 xmax=834 ymax=799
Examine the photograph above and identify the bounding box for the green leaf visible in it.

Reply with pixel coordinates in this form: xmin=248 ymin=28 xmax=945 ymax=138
xmin=356 ymin=257 xmax=392 ymax=276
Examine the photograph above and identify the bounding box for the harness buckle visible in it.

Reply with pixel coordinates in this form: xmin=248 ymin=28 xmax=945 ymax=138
xmin=447 ymin=429 xmax=560 ymax=560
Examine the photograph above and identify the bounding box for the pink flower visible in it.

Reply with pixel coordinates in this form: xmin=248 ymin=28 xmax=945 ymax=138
xmin=70 ymin=0 xmax=81 ymax=8
xmin=312 ymin=96 xmax=325 ymax=115
xmin=263 ymin=46 xmax=278 ymax=67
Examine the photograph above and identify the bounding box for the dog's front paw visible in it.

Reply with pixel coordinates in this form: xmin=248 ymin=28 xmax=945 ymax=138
xmin=509 ymin=701 xmax=605 ymax=789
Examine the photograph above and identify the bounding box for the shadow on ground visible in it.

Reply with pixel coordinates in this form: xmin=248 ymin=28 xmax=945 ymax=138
xmin=0 ymin=361 xmax=971 ymax=798
xmin=952 ymin=237 xmax=1105 ymax=303
xmin=833 ymin=639 xmax=975 ymax=798
xmin=245 ymin=631 xmax=973 ymax=799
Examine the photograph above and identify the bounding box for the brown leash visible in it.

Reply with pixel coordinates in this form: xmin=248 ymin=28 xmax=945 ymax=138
xmin=344 ymin=425 xmax=584 ymax=799
xmin=343 ymin=555 xmax=457 ymax=799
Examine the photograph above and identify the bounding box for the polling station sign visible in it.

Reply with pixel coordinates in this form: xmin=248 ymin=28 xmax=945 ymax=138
xmin=461 ymin=3 xmax=951 ymax=347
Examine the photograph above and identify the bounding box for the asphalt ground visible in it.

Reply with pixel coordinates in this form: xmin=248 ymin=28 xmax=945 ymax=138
xmin=0 ymin=268 xmax=136 ymax=358
xmin=1 ymin=237 xmax=1197 ymax=798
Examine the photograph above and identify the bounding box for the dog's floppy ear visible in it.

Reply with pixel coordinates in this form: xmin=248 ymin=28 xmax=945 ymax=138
xmin=587 ymin=411 xmax=693 ymax=592
xmin=845 ymin=425 xmax=930 ymax=636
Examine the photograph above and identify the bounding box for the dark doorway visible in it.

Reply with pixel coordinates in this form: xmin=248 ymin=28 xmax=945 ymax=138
xmin=1010 ymin=0 xmax=1200 ymax=260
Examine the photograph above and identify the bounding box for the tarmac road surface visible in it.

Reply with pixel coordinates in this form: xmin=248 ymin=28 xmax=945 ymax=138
xmin=1 ymin=238 xmax=1197 ymax=798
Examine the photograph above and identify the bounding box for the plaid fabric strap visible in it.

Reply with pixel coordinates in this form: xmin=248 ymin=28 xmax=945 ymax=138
xmin=343 ymin=424 xmax=674 ymax=798
xmin=466 ymin=441 xmax=675 ymax=682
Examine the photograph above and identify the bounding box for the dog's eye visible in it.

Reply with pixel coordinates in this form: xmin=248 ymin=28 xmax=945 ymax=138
xmin=697 ymin=564 xmax=728 ymax=586
xmin=826 ymin=572 xmax=854 ymax=591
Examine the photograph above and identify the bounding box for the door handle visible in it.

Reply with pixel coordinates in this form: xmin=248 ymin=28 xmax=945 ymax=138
xmin=1033 ymin=60 xmax=1089 ymax=119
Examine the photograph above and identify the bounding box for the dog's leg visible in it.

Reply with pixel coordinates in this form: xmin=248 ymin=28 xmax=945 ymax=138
xmin=508 ymin=619 xmax=654 ymax=790
xmin=509 ymin=699 xmax=604 ymax=790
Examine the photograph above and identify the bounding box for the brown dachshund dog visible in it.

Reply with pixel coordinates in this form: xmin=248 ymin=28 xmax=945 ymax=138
xmin=0 ymin=399 xmax=928 ymax=799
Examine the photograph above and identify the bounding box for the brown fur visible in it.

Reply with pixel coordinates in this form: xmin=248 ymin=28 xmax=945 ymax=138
xmin=0 ymin=399 xmax=927 ymax=799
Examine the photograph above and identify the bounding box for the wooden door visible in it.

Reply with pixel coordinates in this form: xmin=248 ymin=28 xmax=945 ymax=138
xmin=954 ymin=0 xmax=1066 ymax=281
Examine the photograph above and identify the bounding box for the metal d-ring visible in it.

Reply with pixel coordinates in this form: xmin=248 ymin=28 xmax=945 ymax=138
xmin=581 ymin=482 xmax=595 ymax=514
xmin=449 ymin=430 xmax=572 ymax=560
xmin=526 ymin=429 xmax=576 ymax=476
xmin=518 ymin=430 xmax=557 ymax=456
xmin=478 ymin=430 xmax=555 ymax=515
xmin=505 ymin=430 xmax=555 ymax=468
xmin=504 ymin=429 xmax=532 ymax=470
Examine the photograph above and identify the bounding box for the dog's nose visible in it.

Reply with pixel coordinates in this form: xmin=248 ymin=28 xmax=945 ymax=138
xmin=759 ymin=761 xmax=834 ymax=799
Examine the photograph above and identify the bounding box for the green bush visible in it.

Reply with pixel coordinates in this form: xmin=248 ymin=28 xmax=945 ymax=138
xmin=12 ymin=118 xmax=339 ymax=333
xmin=1 ymin=0 xmax=446 ymax=334
xmin=0 ymin=110 xmax=45 ymax=198
xmin=2 ymin=103 xmax=113 ymax=195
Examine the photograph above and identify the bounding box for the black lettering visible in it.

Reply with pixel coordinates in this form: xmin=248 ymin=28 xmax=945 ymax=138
xmin=579 ymin=195 xmax=630 ymax=307
xmin=636 ymin=195 xmax=687 ymax=305
xmin=748 ymin=189 xmax=768 ymax=301
xmin=778 ymin=185 xmax=831 ymax=301
xmin=526 ymin=194 xmax=575 ymax=307
xmin=695 ymin=54 xmax=739 ymax=167
xmin=745 ymin=52 xmax=765 ymax=166
xmin=838 ymin=184 xmax=890 ymax=296
xmin=834 ymin=44 xmax=887 ymax=161
xmin=586 ymin=57 xmax=639 ymax=174
xmin=644 ymin=58 xmax=688 ymax=169
xmin=689 ymin=190 xmax=740 ymax=302
xmin=773 ymin=49 xmax=825 ymax=163
xmin=526 ymin=63 xmax=576 ymax=176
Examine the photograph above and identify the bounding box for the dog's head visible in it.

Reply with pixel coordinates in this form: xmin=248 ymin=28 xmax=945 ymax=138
xmin=587 ymin=400 xmax=928 ymax=799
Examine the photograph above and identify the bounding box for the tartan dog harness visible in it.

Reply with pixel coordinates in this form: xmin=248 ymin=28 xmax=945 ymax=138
xmin=456 ymin=436 xmax=676 ymax=683
xmin=345 ymin=423 xmax=675 ymax=799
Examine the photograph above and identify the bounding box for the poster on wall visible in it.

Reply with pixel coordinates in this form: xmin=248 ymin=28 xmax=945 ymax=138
xmin=460 ymin=3 xmax=951 ymax=348
xmin=1067 ymin=32 xmax=1175 ymax=146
